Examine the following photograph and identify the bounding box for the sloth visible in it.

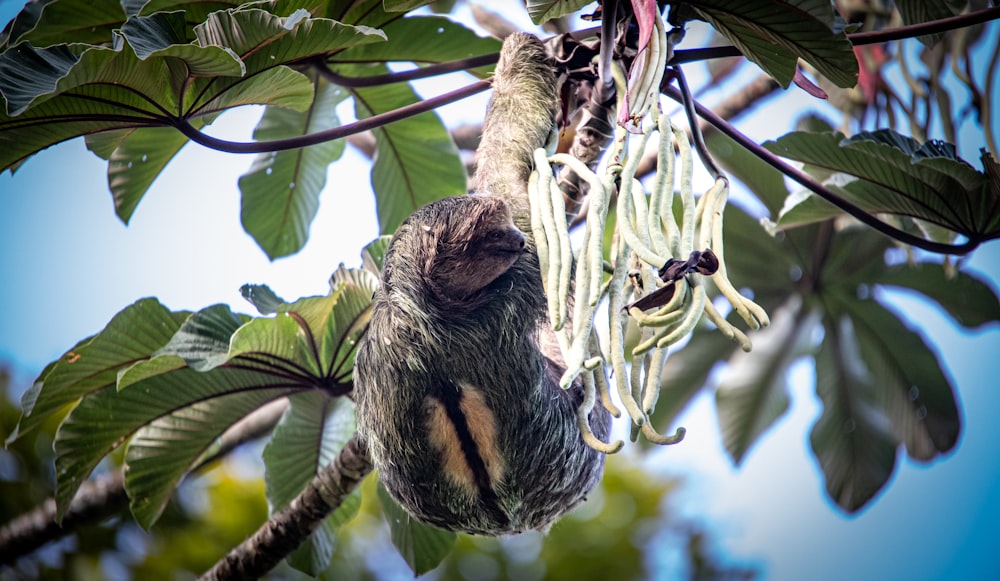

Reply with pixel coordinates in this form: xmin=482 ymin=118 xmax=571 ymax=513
xmin=354 ymin=33 xmax=610 ymax=535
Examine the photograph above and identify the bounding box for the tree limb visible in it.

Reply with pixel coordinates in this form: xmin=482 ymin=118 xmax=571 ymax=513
xmin=199 ymin=434 xmax=372 ymax=581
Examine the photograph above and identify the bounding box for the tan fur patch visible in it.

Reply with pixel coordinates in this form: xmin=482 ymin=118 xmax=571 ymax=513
xmin=423 ymin=384 xmax=505 ymax=495
xmin=458 ymin=384 xmax=505 ymax=486
xmin=424 ymin=397 xmax=476 ymax=494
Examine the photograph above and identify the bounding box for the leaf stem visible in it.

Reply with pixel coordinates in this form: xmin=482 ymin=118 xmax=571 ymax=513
xmin=661 ymin=84 xmax=981 ymax=255
xmin=173 ymin=80 xmax=491 ymax=154
xmin=313 ymin=53 xmax=499 ymax=88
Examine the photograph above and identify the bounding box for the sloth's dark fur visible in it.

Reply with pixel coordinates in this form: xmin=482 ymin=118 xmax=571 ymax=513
xmin=355 ymin=33 xmax=610 ymax=535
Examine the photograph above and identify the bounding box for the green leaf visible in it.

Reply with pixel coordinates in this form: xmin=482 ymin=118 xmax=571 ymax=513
xmin=10 ymin=298 xmax=187 ymax=441
xmin=869 ymin=263 xmax=1000 ymax=330
xmin=361 ymin=235 xmax=393 ymax=274
xmin=377 ymin=480 xmax=456 ymax=575
xmin=263 ymin=391 xmax=357 ymax=575
xmin=810 ymin=316 xmax=898 ymax=513
xmin=241 ymin=283 xmax=288 ymax=315
xmin=126 ymin=386 xmax=293 ymax=528
xmin=716 ymin=298 xmax=816 ymax=464
xmin=345 ymin=64 xmax=466 ymax=234
xmin=525 ymin=0 xmax=593 ymax=25
xmin=323 ymin=266 xmax=378 ymax=384
xmin=192 ymin=8 xmax=385 ymax=81
xmin=54 ymin=366 xmax=304 ymax=519
xmin=119 ymin=11 xmax=245 ymax=77
xmin=331 ymin=16 xmax=500 ymax=74
xmin=837 ymin=297 xmax=961 ymax=462
xmin=682 ymin=0 xmax=858 ymax=88
xmin=155 ymin=304 xmax=250 ymax=371
xmin=228 ymin=313 xmax=321 ymax=376
xmin=775 ymin=188 xmax=841 ymax=229
xmin=100 ymin=123 xmax=203 ymax=223
xmin=193 ymin=65 xmax=315 ymax=116
xmin=8 ymin=0 xmax=125 ymax=47
xmin=764 ymin=130 xmax=998 ymax=240
xmin=239 ymin=74 xmax=348 ymax=259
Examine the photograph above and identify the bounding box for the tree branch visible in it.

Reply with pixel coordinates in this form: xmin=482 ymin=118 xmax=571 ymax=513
xmin=0 ymin=399 xmax=289 ymax=566
xmin=661 ymin=84 xmax=981 ymax=255
xmin=199 ymin=434 xmax=372 ymax=581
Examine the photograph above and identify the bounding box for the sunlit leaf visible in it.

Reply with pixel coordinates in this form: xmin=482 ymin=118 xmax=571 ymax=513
xmin=377 ymin=480 xmax=456 ymax=575
xmin=810 ymin=316 xmax=897 ymax=513
xmin=241 ymin=283 xmax=288 ymax=316
xmin=155 ymin=304 xmax=250 ymax=371
xmin=239 ymin=75 xmax=347 ymax=259
xmin=126 ymin=387 xmax=293 ymax=528
xmin=322 ymin=266 xmax=378 ymax=384
xmin=54 ymin=366 xmax=305 ymax=519
xmin=361 ymin=235 xmax=393 ymax=274
xmin=99 ymin=123 xmax=203 ymax=223
xmin=330 ymin=15 xmax=500 ymax=77
xmin=10 ymin=298 xmax=187 ymax=441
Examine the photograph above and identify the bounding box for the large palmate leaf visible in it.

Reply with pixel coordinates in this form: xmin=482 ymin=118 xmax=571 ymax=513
xmin=239 ymin=73 xmax=348 ymax=259
xmin=342 ymin=64 xmax=466 ymax=234
xmin=810 ymin=317 xmax=898 ymax=513
xmin=676 ymin=0 xmax=858 ymax=88
xmin=765 ymin=130 xmax=1000 ymax=241
xmin=377 ymin=481 xmax=456 ymax=575
xmin=1 ymin=9 xmax=383 ymax=177
xmin=263 ymin=391 xmax=358 ymax=575
xmin=9 ymin=298 xmax=188 ymax=442
xmin=54 ymin=365 xmax=306 ymax=520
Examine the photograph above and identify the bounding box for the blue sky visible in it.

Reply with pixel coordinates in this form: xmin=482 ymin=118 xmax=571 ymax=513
xmin=2 ymin=2 xmax=1000 ymax=580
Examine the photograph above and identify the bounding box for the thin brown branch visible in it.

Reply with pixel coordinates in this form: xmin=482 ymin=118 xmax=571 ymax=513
xmin=0 ymin=399 xmax=289 ymax=565
xmin=199 ymin=434 xmax=372 ymax=581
